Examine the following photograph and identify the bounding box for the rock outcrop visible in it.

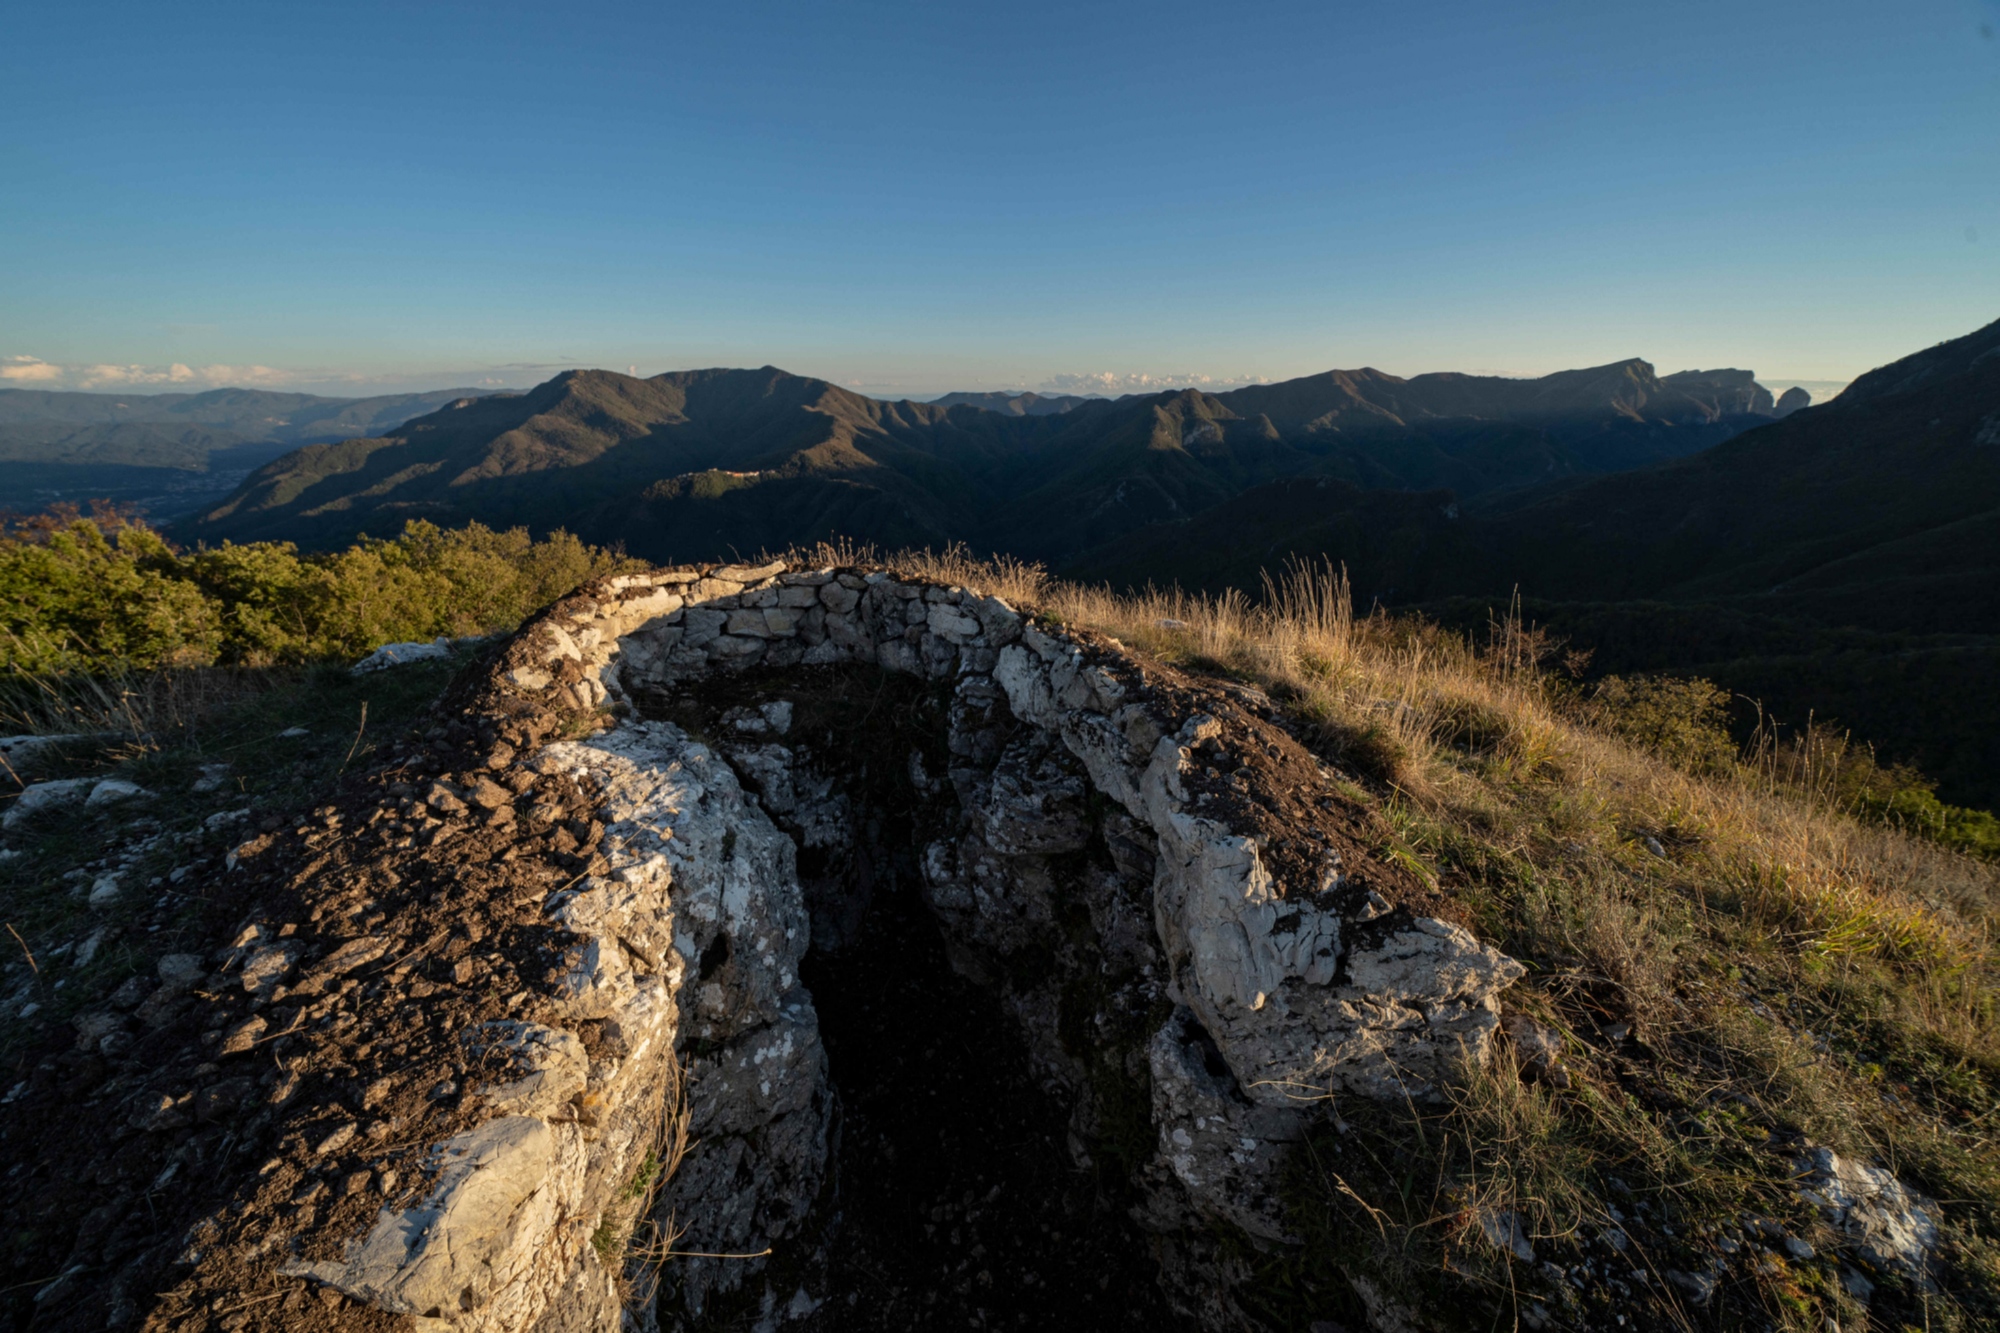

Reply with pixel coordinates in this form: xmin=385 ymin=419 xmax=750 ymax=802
xmin=10 ymin=560 xmax=1526 ymax=1333
xmin=1659 ymin=367 xmax=1777 ymax=418
xmin=1773 ymin=386 xmax=1812 ymax=417
xmin=1794 ymin=1147 xmax=1942 ymax=1289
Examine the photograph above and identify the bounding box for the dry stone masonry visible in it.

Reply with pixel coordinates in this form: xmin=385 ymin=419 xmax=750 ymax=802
xmin=27 ymin=560 xmax=1533 ymax=1333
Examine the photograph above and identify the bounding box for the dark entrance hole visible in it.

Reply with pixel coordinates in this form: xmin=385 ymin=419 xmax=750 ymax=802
xmin=643 ymin=666 xmax=1194 ymax=1331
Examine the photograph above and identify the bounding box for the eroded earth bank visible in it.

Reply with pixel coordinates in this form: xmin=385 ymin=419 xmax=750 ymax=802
xmin=5 ymin=560 xmax=1528 ymax=1333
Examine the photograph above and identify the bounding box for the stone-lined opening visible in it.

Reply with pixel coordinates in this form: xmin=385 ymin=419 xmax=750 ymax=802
xmin=636 ymin=663 xmax=1191 ymax=1329
xmin=535 ymin=563 xmax=1526 ymax=1331
xmin=95 ymin=561 xmax=1525 ymax=1333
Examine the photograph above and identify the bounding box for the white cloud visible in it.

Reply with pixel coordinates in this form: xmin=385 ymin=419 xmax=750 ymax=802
xmin=1040 ymin=370 xmax=1274 ymax=397
xmin=195 ymin=363 xmax=291 ymax=386
xmin=2 ymin=357 xmax=293 ymax=390
xmin=73 ymin=363 xmax=192 ymax=387
xmin=1 ymin=355 xmax=65 ymax=383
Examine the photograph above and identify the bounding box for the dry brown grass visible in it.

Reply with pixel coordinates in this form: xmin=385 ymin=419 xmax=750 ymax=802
xmin=835 ymin=542 xmax=2000 ymax=1328
xmin=866 ymin=544 xmax=1997 ymax=975
xmin=602 ymin=1056 xmax=696 ymax=1307
xmin=0 ymin=662 xmax=310 ymax=766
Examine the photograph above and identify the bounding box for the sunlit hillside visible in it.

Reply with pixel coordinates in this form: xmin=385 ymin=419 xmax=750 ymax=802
xmin=883 ymin=544 xmax=2000 ymax=1331
xmin=1 ymin=526 xmax=1993 ymax=1330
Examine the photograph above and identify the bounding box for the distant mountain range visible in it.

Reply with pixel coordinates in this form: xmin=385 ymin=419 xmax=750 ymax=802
xmin=176 ymin=358 xmax=1789 ymax=562
xmin=0 ymin=387 xmax=491 ymax=518
xmin=1076 ymin=318 xmax=2000 ymax=804
xmin=34 ymin=333 xmax=2000 ymax=803
xmin=168 ymin=321 xmax=2000 ymax=806
xmin=926 ymin=390 xmax=1096 ymax=416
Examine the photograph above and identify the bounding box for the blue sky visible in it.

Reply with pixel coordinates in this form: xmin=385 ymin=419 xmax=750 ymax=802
xmin=2 ymin=0 xmax=1996 ymax=399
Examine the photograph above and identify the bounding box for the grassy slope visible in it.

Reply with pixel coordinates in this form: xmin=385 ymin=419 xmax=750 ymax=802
xmin=1417 ymin=597 xmax=2000 ymax=813
xmin=900 ymin=548 xmax=1998 ymax=1332
xmin=4 ymin=550 xmax=1995 ymax=1331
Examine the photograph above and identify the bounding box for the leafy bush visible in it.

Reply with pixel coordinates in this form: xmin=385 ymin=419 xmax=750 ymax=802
xmin=1587 ymin=673 xmax=1738 ymax=775
xmin=0 ymin=517 xmax=221 ymax=671
xmin=641 ymin=469 xmax=762 ymax=502
xmin=1587 ymin=669 xmax=2000 ymax=860
xmin=0 ymin=511 xmax=634 ymax=673
xmin=1754 ymin=720 xmax=2000 ymax=861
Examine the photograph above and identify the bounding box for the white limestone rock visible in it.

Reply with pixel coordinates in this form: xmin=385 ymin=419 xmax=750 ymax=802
xmin=1148 ymin=1010 xmax=1303 ymax=1242
xmin=285 ymin=1116 xmax=578 ymax=1323
xmin=0 ymin=733 xmax=116 ymax=765
xmin=540 ymin=720 xmax=830 ymax=1317
xmin=351 ymin=637 xmax=453 ymax=673
xmin=86 ymin=778 xmax=153 ymax=808
xmin=3 ymin=777 xmax=94 ymax=829
xmin=277 ymin=560 xmax=1531 ymax=1332
xmin=993 ymin=639 xmax=1523 ymax=1103
xmin=976 ymin=731 xmax=1091 ymax=855
xmin=470 ymin=1022 xmax=590 ymax=1119
xmin=1794 ymin=1146 xmax=1942 ymax=1286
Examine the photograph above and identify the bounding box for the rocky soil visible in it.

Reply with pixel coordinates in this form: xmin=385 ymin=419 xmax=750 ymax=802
xmin=1 ymin=559 xmax=1547 ymax=1332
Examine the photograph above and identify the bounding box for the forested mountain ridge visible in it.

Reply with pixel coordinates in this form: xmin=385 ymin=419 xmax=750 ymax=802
xmin=1078 ymin=315 xmax=2000 ymax=632
xmin=0 ymin=385 xmax=496 ymax=519
xmin=178 ymin=357 xmax=1783 ymax=558
xmin=928 ymin=390 xmax=1094 ymax=415
xmin=1074 ymin=315 xmax=2000 ymax=806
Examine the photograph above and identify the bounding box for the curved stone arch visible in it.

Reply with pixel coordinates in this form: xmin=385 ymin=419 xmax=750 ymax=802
xmin=512 ymin=560 xmax=1521 ymax=1098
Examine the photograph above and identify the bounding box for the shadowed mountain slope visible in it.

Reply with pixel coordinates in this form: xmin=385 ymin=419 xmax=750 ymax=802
xmin=1073 ymin=315 xmax=2000 ymax=805
xmin=179 ymin=358 xmax=1782 ymax=560
xmin=184 ymin=367 xmax=1038 ymax=555
xmin=0 ymin=385 xmax=496 ymax=520
xmin=1081 ymin=316 xmax=2000 ymax=631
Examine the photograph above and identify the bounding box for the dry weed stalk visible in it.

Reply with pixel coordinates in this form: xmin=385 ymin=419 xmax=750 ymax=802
xmin=609 ymin=1056 xmax=695 ymax=1306
xmin=810 ymin=546 xmax=1994 ymax=968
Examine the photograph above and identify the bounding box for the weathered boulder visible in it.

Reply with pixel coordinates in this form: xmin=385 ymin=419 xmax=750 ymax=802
xmin=1794 ymin=1146 xmax=1942 ymax=1287
xmin=351 ymin=636 xmax=455 ymax=673
xmin=2 ymin=777 xmax=94 ymax=829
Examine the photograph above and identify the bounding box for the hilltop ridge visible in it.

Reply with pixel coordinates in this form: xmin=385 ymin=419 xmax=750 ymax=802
xmin=176 ymin=357 xmax=1783 ymax=558
xmin=1075 ymin=315 xmax=2000 ymax=804
xmin=928 ymin=389 xmax=1095 ymax=415
xmin=0 ymin=385 xmax=498 ymax=518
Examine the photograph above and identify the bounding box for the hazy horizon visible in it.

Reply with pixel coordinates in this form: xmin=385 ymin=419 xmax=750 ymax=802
xmin=0 ymin=358 xmax=1857 ymax=406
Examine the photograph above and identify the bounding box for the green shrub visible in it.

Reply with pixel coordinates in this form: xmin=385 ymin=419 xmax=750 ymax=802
xmin=1587 ymin=673 xmax=1738 ymax=775
xmin=0 ymin=513 xmax=633 ymax=673
xmin=1791 ymin=731 xmax=2000 ymax=860
xmin=0 ymin=519 xmax=221 ymax=671
xmin=641 ymin=469 xmax=760 ymax=502
xmin=1588 ymin=670 xmax=2000 ymax=860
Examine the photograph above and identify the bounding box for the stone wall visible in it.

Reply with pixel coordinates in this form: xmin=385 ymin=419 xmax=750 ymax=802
xmin=70 ymin=560 xmax=1523 ymax=1333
